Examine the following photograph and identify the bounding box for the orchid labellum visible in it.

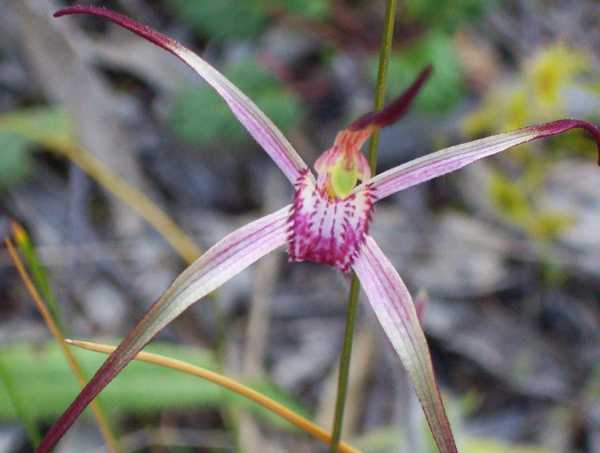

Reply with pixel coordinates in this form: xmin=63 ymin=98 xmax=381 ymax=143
xmin=39 ymin=6 xmax=600 ymax=453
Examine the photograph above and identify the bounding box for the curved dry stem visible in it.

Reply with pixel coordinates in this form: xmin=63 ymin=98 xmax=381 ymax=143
xmin=61 ymin=144 xmax=201 ymax=264
xmin=67 ymin=339 xmax=362 ymax=453
xmin=0 ymin=113 xmax=201 ymax=264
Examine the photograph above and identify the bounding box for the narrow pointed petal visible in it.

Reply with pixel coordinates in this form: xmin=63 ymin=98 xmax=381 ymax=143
xmin=37 ymin=206 xmax=290 ymax=453
xmin=53 ymin=6 xmax=309 ymax=184
xmin=353 ymin=236 xmax=457 ymax=453
xmin=348 ymin=65 xmax=433 ymax=131
xmin=365 ymin=119 xmax=600 ymax=202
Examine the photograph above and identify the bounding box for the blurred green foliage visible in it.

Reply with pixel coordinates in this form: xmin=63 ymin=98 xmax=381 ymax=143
xmin=459 ymin=438 xmax=548 ymax=453
xmin=0 ymin=354 xmax=42 ymax=446
xmin=0 ymin=342 xmax=309 ymax=430
xmin=0 ymin=107 xmax=72 ymax=149
xmin=405 ymin=0 xmax=497 ymax=32
xmin=166 ymin=0 xmax=328 ymax=40
xmin=353 ymin=391 xmax=549 ymax=453
xmin=0 ymin=107 xmax=72 ymax=190
xmin=375 ymin=31 xmax=464 ymax=112
xmin=169 ymin=59 xmax=301 ymax=147
xmin=0 ymin=132 xmax=32 ymax=189
xmin=353 ymin=397 xmax=548 ymax=453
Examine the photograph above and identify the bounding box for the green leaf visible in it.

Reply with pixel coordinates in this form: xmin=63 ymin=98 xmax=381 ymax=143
xmin=0 ymin=132 xmax=33 ymax=189
xmin=0 ymin=342 xmax=308 ymax=430
xmin=0 ymin=107 xmax=72 ymax=149
xmin=0 ymin=107 xmax=74 ymax=190
xmin=169 ymin=59 xmax=301 ymax=147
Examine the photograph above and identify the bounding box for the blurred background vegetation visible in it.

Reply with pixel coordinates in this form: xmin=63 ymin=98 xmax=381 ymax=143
xmin=1 ymin=1 xmax=600 ymax=452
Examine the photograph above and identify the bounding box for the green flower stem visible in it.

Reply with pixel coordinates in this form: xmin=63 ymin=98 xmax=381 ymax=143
xmin=328 ymin=276 xmax=361 ymax=453
xmin=368 ymin=0 xmax=398 ymax=172
xmin=328 ymin=1 xmax=398 ymax=452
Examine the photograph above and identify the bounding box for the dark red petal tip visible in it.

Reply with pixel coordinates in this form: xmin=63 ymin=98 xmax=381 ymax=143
xmin=53 ymin=6 xmax=177 ymax=55
xmin=348 ymin=65 xmax=433 ymax=131
xmin=528 ymin=119 xmax=600 ymax=165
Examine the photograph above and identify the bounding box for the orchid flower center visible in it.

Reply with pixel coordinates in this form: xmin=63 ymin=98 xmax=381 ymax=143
xmin=288 ymin=126 xmax=376 ymax=272
xmin=314 ymin=127 xmax=373 ymax=199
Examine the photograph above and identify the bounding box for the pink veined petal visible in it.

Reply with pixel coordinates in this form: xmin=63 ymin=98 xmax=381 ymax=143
xmin=36 ymin=206 xmax=290 ymax=453
xmin=353 ymin=236 xmax=457 ymax=453
xmin=53 ymin=6 xmax=310 ymax=184
xmin=363 ymin=119 xmax=600 ymax=202
xmin=288 ymin=170 xmax=374 ymax=272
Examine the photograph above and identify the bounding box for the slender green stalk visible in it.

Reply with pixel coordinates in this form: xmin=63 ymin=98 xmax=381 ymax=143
xmin=368 ymin=0 xmax=398 ymax=171
xmin=328 ymin=277 xmax=361 ymax=453
xmin=328 ymin=2 xmax=398 ymax=452
xmin=13 ymin=223 xmax=65 ymax=332
xmin=0 ymin=354 xmax=42 ymax=447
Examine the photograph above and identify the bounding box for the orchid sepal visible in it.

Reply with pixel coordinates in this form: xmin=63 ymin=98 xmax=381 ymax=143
xmin=54 ymin=6 xmax=310 ymax=185
xmin=353 ymin=236 xmax=457 ymax=453
xmin=35 ymin=206 xmax=290 ymax=452
xmin=363 ymin=119 xmax=600 ymax=203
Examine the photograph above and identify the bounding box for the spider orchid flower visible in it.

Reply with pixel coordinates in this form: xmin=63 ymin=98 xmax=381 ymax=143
xmin=40 ymin=6 xmax=600 ymax=453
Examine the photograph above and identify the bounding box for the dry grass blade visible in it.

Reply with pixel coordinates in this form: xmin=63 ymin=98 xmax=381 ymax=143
xmin=0 ymin=109 xmax=201 ymax=264
xmin=60 ymin=144 xmax=202 ymax=264
xmin=67 ymin=339 xmax=363 ymax=453
xmin=4 ymin=232 xmax=121 ymax=453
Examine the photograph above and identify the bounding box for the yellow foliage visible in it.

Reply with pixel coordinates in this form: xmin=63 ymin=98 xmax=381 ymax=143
xmin=488 ymin=170 xmax=574 ymax=241
xmin=525 ymin=211 xmax=574 ymax=241
xmin=489 ymin=171 xmax=530 ymax=223
xmin=527 ymin=43 xmax=589 ymax=113
xmin=463 ymin=42 xmax=590 ymax=135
